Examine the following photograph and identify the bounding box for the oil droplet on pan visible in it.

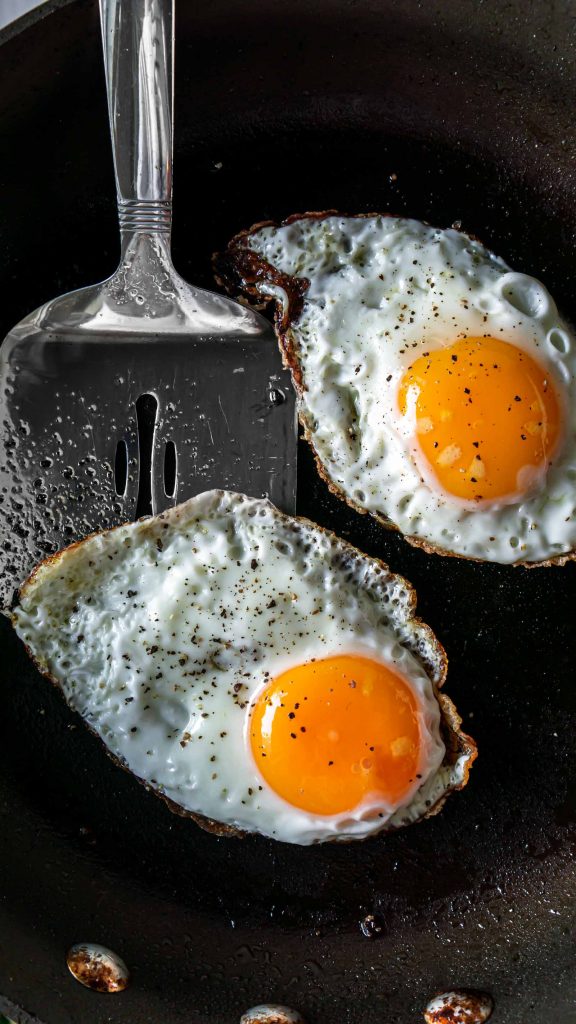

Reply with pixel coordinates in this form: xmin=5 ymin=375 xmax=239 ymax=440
xmin=424 ymin=989 xmax=494 ymax=1024
xmin=66 ymin=942 xmax=129 ymax=993
xmin=240 ymin=1006 xmax=306 ymax=1024
xmin=359 ymin=912 xmax=385 ymax=938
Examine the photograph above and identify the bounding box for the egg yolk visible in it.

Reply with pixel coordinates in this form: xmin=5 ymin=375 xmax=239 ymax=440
xmin=398 ymin=337 xmax=562 ymax=502
xmin=249 ymin=654 xmax=421 ymax=816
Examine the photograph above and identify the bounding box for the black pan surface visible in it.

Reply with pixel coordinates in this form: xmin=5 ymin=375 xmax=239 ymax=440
xmin=0 ymin=1 xmax=575 ymax=1022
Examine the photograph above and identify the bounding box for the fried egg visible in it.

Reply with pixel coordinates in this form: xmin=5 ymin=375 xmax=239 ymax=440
xmin=11 ymin=491 xmax=475 ymax=845
xmin=215 ymin=214 xmax=576 ymax=564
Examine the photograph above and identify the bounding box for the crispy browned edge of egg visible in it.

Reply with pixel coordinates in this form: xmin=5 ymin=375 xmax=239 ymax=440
xmin=213 ymin=209 xmax=573 ymax=570
xmin=12 ymin=496 xmax=477 ymax=842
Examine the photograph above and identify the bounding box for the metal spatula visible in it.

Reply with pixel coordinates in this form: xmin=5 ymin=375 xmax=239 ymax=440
xmin=0 ymin=0 xmax=296 ymax=609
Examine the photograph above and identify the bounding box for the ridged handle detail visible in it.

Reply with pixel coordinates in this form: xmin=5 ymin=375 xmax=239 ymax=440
xmin=117 ymin=199 xmax=172 ymax=234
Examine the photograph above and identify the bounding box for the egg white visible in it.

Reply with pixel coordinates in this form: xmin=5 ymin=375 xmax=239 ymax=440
xmin=11 ymin=491 xmax=472 ymax=845
xmin=238 ymin=215 xmax=576 ymax=564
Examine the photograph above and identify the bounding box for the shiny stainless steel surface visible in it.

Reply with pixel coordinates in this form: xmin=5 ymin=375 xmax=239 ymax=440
xmin=0 ymin=0 xmax=296 ymax=607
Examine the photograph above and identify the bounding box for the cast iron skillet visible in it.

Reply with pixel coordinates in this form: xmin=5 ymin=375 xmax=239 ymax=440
xmin=0 ymin=1 xmax=575 ymax=1022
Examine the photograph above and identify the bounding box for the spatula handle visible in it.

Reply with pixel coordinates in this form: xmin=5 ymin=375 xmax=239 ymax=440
xmin=99 ymin=0 xmax=174 ymax=236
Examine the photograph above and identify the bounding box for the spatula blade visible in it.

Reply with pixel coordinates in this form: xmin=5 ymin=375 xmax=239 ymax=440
xmin=0 ymin=323 xmax=297 ymax=608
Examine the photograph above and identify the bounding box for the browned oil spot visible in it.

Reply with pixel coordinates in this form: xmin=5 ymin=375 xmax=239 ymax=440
xmin=240 ymin=1005 xmax=306 ymax=1024
xmin=66 ymin=943 xmax=129 ymax=993
xmin=424 ymin=989 xmax=494 ymax=1024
